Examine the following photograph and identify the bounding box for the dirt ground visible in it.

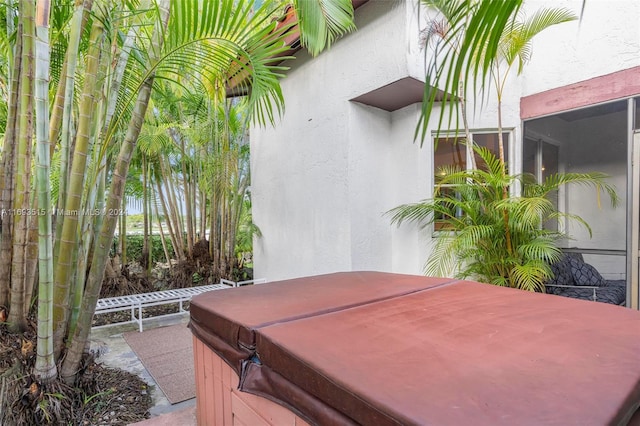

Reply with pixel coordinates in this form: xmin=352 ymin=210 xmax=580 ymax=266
xmin=0 ymin=253 xmax=245 ymax=425
xmin=0 ymin=315 xmax=152 ymax=425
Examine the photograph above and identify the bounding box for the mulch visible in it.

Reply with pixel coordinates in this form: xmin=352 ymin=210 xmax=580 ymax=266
xmin=0 ymin=316 xmax=152 ymax=425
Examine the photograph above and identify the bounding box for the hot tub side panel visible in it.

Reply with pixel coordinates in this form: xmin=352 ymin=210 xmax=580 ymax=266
xmin=193 ymin=335 xmax=312 ymax=426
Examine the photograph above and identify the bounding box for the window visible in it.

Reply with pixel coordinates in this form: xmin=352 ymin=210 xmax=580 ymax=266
xmin=434 ymin=132 xmax=510 ymax=175
xmin=523 ymin=138 xmax=559 ymax=231
xmin=433 ymin=131 xmax=510 ymax=230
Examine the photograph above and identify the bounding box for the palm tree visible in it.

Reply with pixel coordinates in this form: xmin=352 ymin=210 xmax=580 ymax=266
xmin=388 ymin=145 xmax=618 ymax=291
xmin=488 ymin=4 xmax=576 ymax=256
xmin=137 ymin=84 xmax=256 ymax=277
xmin=34 ymin=0 xmax=57 ymax=382
xmin=417 ymin=0 xmax=523 ymax=142
xmin=418 ymin=0 xmax=587 ymax=140
xmin=491 ymin=7 xmax=577 ymax=166
xmin=8 ymin=0 xmax=36 ymax=333
xmin=394 ymin=1 xmax=587 ymax=288
xmin=0 ymin=0 xmax=357 ymax=388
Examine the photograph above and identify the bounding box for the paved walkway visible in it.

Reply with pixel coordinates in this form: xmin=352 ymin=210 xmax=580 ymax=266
xmin=89 ymin=314 xmax=197 ymax=425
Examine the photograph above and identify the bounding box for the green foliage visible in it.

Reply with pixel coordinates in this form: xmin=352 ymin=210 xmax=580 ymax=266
xmin=125 ymin=214 xmax=145 ymax=229
xmin=192 ymin=272 xmax=204 ymax=284
xmin=417 ymin=0 xmax=523 ymax=143
xmin=235 ymin=199 xmax=260 ymax=257
xmin=293 ymin=0 xmax=356 ymax=56
xmin=388 ymin=145 xmax=619 ymax=292
xmin=418 ymin=0 xmax=576 ymax=143
xmin=113 ymin=234 xmax=175 ymax=264
xmin=498 ymin=8 xmax=577 ymax=75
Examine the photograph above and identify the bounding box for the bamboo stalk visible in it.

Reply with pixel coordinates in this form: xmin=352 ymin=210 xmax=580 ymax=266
xmin=33 ymin=0 xmax=57 ymax=382
xmin=8 ymin=0 xmax=35 ymax=332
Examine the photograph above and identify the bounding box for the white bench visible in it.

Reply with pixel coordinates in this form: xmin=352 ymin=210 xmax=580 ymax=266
xmin=94 ymin=278 xmax=267 ymax=332
xmin=220 ymin=278 xmax=267 ymax=287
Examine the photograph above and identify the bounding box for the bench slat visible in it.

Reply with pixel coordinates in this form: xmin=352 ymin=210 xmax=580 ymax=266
xmin=94 ymin=281 xmax=262 ymax=332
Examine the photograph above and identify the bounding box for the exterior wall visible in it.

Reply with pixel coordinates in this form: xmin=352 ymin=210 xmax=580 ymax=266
xmin=251 ymin=0 xmax=432 ymax=280
xmin=250 ymin=0 xmax=640 ymax=281
xmin=521 ymin=0 xmax=640 ymax=100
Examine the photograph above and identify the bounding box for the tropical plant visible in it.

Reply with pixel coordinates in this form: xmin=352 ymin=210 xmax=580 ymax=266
xmin=0 ymin=0 xmax=356 ymax=398
xmin=136 ymin=87 xmax=255 ymax=277
xmin=421 ymin=0 xmax=478 ymax=170
xmin=417 ymin=0 xmax=524 ymax=143
xmin=388 ymin=145 xmax=619 ymax=291
xmin=421 ymin=0 xmax=576 ymax=158
xmin=392 ymin=1 xmax=588 ymax=289
xmin=489 ymin=6 xmax=576 ymax=166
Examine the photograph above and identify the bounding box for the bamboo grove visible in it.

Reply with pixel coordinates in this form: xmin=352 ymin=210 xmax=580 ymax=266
xmin=0 ymin=0 xmax=356 ymax=386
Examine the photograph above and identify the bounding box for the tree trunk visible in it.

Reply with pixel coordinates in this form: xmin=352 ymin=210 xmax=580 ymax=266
xmin=48 ymin=0 xmax=92 ymax=158
xmin=60 ymin=0 xmax=170 ymax=384
xmin=8 ymin=0 xmax=35 ymax=332
xmin=54 ymin=0 xmax=87 ymax=249
xmin=157 ymin=179 xmax=182 ymax=261
xmin=163 ymin=160 xmax=186 ymax=258
xmin=142 ymin=156 xmax=150 ymax=271
xmin=23 ymin=215 xmax=38 ymax=314
xmin=61 ymin=75 xmax=156 ymax=384
xmin=209 ymin=196 xmax=216 ymax=261
xmin=120 ymin=204 xmax=127 ymax=266
xmin=33 ymin=0 xmax=57 ymax=382
xmin=52 ymin=7 xmax=105 ymax=357
xmin=180 ymin=136 xmax=194 ymax=255
xmin=0 ymin=20 xmax=22 ymax=309
xmin=153 ymin=191 xmax=171 ymax=264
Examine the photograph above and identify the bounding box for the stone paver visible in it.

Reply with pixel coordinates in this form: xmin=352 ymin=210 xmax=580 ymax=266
xmin=89 ymin=314 xmax=196 ymax=424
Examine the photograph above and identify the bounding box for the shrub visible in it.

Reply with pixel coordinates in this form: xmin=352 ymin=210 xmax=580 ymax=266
xmin=111 ymin=234 xmax=175 ymax=264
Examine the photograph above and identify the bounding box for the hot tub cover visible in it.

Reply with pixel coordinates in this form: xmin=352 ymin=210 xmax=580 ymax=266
xmin=190 ymin=272 xmax=640 ymax=425
xmin=189 ymin=271 xmax=453 ymax=372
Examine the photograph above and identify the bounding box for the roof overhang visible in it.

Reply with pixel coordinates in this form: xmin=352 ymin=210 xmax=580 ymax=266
xmin=350 ymin=77 xmax=445 ymax=112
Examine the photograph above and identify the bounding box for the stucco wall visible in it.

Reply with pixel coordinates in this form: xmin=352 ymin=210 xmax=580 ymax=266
xmin=251 ymin=0 xmax=434 ymax=280
xmin=250 ymin=0 xmax=640 ymax=281
xmin=521 ymin=0 xmax=640 ymax=97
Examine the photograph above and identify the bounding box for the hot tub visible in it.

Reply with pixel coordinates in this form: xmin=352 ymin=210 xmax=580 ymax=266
xmin=189 ymin=271 xmax=640 ymax=425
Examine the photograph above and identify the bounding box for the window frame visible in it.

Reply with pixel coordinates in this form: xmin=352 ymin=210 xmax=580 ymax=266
xmin=431 ymin=129 xmax=514 ymax=232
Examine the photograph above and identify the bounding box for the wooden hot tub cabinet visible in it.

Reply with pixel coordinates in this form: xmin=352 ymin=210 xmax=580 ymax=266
xmin=192 ymin=335 xmax=310 ymax=425
xmin=190 ymin=271 xmax=640 ymax=426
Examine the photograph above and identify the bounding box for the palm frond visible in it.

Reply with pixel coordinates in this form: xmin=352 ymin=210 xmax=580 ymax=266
xmin=387 ymin=146 xmax=619 ymax=291
xmin=417 ymin=0 xmax=523 ymax=142
xmin=294 ymin=0 xmax=356 ymax=57
xmin=509 ymin=261 xmax=547 ymax=292
xmin=387 ymin=200 xmax=435 ymax=228
xmin=424 ymin=233 xmax=458 ymax=277
xmin=541 ymin=172 xmax=619 ymax=207
xmin=500 ymin=8 xmax=577 ymax=74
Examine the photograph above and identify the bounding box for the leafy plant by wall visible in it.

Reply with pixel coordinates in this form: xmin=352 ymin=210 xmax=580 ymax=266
xmin=388 ymin=145 xmax=618 ymax=291
xmin=111 ymin=235 xmax=175 ymax=264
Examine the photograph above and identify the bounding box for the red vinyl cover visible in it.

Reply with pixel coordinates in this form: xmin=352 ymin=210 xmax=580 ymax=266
xmin=189 ymin=271 xmax=453 ymax=372
xmin=190 ymin=272 xmax=640 ymax=425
